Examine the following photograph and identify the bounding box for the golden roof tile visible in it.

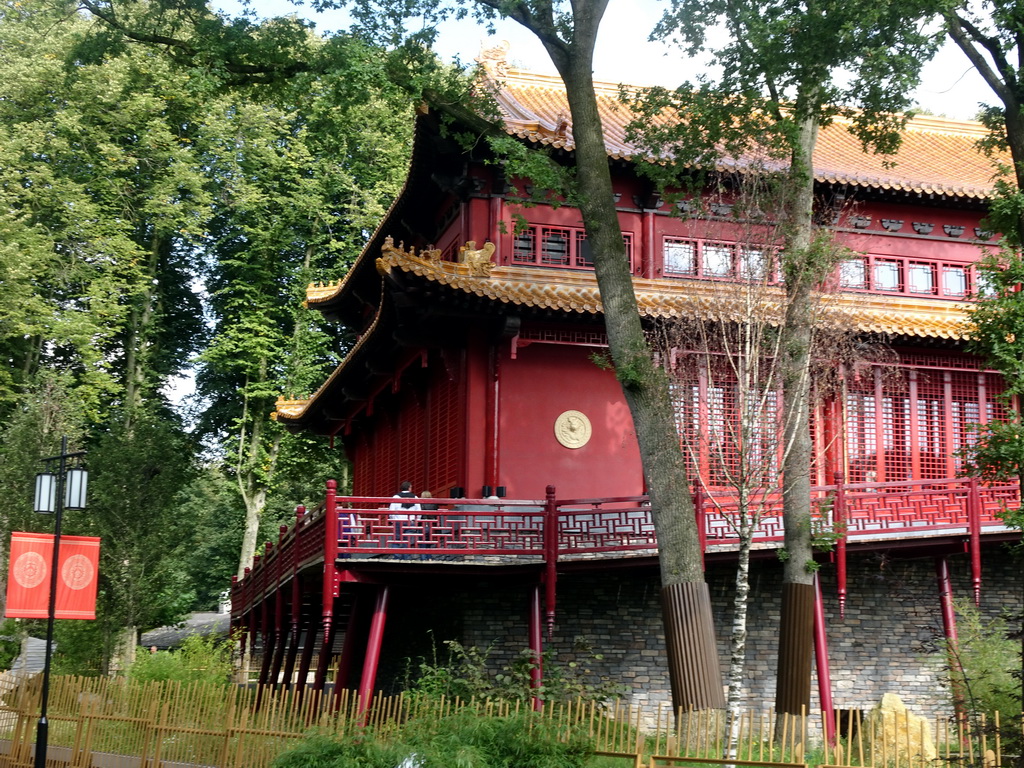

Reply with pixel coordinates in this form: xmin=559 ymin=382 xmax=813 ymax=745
xmin=492 ymin=69 xmax=1003 ymax=199
xmin=376 ymin=242 xmax=971 ymax=339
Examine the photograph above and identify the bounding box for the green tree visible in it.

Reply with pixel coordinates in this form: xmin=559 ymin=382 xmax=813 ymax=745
xmin=80 ymin=411 xmax=199 ymax=670
xmin=193 ymin=65 xmax=410 ymax=575
xmin=634 ymin=0 xmax=941 ymax=720
xmin=941 ymin=0 xmax=1024 ymax=715
xmin=0 ymin=1 xmax=209 ymax=423
xmin=944 ymin=0 xmax=1024 ymax=247
xmin=74 ymin=0 xmax=726 ymax=710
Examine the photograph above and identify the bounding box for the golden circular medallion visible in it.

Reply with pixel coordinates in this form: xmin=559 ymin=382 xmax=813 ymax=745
xmin=554 ymin=410 xmax=592 ymax=449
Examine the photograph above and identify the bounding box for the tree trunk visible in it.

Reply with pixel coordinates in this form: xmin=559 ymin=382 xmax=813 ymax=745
xmin=550 ymin=22 xmax=724 ymax=712
xmin=775 ymin=114 xmax=820 ymax=724
xmin=726 ymin=517 xmax=753 ymax=757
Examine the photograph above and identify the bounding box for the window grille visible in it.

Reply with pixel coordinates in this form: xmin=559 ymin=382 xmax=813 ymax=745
xmin=511 ymin=224 xmax=632 ymax=269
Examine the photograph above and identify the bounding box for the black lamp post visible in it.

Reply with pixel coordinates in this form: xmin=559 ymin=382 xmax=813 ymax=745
xmin=32 ymin=436 xmax=87 ymax=768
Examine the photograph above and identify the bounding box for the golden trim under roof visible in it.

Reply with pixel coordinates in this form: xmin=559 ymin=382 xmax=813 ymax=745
xmin=280 ymin=241 xmax=973 ymax=424
xmin=371 ymin=241 xmax=970 ymax=338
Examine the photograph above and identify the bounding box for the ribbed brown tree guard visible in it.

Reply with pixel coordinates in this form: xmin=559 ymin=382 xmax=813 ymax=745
xmin=774 ymin=581 xmax=815 ymax=715
xmin=661 ymin=582 xmax=726 ymax=711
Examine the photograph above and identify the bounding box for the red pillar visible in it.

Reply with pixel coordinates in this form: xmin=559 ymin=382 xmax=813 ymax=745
xmin=968 ymin=476 xmax=982 ymax=605
xmin=936 ymin=556 xmax=965 ymax=722
xmin=269 ymin=527 xmax=289 ymax=689
xmin=543 ymin=485 xmax=558 ymax=638
xmin=813 ymin=575 xmax=836 ymax=746
xmin=282 ymin=509 xmax=305 ymax=691
xmin=333 ymin=593 xmax=364 ymax=711
xmin=357 ymin=586 xmax=391 ymax=719
xmin=312 ymin=619 xmax=336 ymax=692
xmin=528 ymin=584 xmax=544 ymax=711
xmin=833 ymin=471 xmax=848 ymax=619
xmin=294 ymin=611 xmax=318 ymax=704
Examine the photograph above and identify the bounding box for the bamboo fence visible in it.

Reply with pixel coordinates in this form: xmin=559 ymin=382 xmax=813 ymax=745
xmin=0 ymin=675 xmax=1014 ymax=768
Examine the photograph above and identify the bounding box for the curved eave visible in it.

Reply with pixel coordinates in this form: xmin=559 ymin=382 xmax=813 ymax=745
xmin=280 ymin=254 xmax=971 ymax=433
xmin=365 ymin=249 xmax=972 ymax=339
xmin=273 ymin=296 xmax=387 ymax=430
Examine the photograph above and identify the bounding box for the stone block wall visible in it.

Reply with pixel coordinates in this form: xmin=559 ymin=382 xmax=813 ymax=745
xmin=375 ymin=544 xmax=1020 ymax=725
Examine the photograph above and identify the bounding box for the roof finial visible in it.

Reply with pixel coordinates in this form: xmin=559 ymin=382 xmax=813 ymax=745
xmin=477 ymin=40 xmax=511 ymax=79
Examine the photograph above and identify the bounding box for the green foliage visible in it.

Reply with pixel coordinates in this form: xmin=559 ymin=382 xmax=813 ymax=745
xmin=962 ymin=250 xmax=1024 ymax=510
xmin=271 ymin=733 xmax=410 ymax=768
xmin=126 ymin=633 xmax=233 ymax=685
xmin=50 ymin=618 xmax=107 ymax=677
xmin=272 ymin=712 xmax=593 ymax=768
xmin=946 ymin=600 xmax=1021 ymax=745
xmin=401 ymin=711 xmax=593 ymax=768
xmin=407 ymin=637 xmax=625 ymax=705
xmin=0 ymin=619 xmax=21 ymax=671
xmin=84 ymin=412 xmax=198 ymax=637
xmin=966 ymin=251 xmax=1024 ymax=397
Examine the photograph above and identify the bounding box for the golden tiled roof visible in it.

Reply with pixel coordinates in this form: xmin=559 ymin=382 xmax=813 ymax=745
xmin=492 ymin=69 xmax=1001 ymax=200
xmin=372 ymin=242 xmax=970 ymax=338
xmin=282 ymin=243 xmax=970 ymax=424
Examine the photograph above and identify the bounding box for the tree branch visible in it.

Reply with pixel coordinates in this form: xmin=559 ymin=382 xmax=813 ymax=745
xmin=945 ymin=11 xmax=1015 ymax=104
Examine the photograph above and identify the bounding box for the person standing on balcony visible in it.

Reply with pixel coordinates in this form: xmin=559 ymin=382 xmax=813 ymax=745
xmin=389 ymin=481 xmax=421 ymax=550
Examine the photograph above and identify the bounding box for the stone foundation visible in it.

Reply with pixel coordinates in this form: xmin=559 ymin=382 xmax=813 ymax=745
xmin=373 ymin=545 xmax=1021 ymax=726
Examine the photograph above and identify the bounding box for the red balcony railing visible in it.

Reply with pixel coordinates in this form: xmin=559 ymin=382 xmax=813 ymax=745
xmin=231 ymin=475 xmax=1019 ymax=618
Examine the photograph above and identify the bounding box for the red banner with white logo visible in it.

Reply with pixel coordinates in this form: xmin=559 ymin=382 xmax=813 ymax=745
xmin=5 ymin=533 xmax=100 ymax=620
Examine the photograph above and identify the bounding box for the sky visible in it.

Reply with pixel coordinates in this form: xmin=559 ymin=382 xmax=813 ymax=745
xmin=220 ymin=0 xmax=994 ymax=121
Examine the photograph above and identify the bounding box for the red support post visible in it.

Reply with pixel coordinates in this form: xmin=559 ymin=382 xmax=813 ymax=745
xmin=936 ymin=557 xmax=966 ymax=724
xmin=528 ymin=584 xmax=544 ymax=712
xmin=294 ymin=612 xmax=317 ymax=705
xmin=968 ymin=476 xmax=982 ymax=605
xmin=833 ymin=471 xmax=848 ymax=619
xmin=543 ymin=485 xmax=558 ymax=639
xmin=813 ymin=574 xmax=836 ymax=747
xmin=357 ymin=586 xmax=390 ymax=720
xmin=315 ymin=480 xmax=341 ymax=691
xmin=283 ymin=508 xmax=305 ymax=691
xmin=312 ymin=619 xmax=335 ymax=693
xmin=269 ymin=527 xmax=288 ymax=689
xmin=333 ymin=592 xmax=364 ymax=710
xmin=693 ymin=485 xmax=707 ymax=567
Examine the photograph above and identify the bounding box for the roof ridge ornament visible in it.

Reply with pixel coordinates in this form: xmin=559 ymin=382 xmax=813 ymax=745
xmin=477 ymin=40 xmax=511 ymax=79
xmin=460 ymin=240 xmax=496 ymax=277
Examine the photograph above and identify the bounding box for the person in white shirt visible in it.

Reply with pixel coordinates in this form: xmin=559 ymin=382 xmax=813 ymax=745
xmin=388 ymin=481 xmax=421 ymax=549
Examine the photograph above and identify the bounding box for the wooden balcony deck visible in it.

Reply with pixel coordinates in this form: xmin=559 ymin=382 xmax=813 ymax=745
xmin=230 ymin=475 xmax=1020 ymax=618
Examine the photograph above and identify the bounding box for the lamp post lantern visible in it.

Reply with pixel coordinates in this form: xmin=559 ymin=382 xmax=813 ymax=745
xmin=32 ymin=436 xmax=86 ymax=768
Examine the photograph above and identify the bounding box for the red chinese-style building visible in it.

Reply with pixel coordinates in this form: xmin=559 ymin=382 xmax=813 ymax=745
xmin=232 ymin=60 xmax=1022 ymax=725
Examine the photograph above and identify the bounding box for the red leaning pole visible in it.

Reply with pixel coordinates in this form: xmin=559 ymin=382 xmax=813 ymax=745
xmin=357 ymin=586 xmax=390 ymax=721
xmin=813 ymin=575 xmax=836 ymax=746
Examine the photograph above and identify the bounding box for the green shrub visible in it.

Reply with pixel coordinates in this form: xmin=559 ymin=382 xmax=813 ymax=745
xmin=402 ymin=711 xmax=593 ymax=768
xmin=946 ymin=600 xmax=1022 ymax=751
xmin=272 ymin=712 xmax=594 ymax=768
xmin=408 ymin=636 xmax=625 ymax=705
xmin=126 ymin=633 xmax=232 ymax=685
xmin=270 ymin=733 xmax=410 ymax=768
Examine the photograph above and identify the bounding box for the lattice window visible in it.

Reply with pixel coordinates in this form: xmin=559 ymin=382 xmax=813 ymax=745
xmin=541 ymin=228 xmax=571 ymax=265
xmin=664 ymin=239 xmax=697 ymax=275
xmin=943 ymin=265 xmax=968 ymax=297
xmin=427 ymin=368 xmax=462 ymax=494
xmin=908 ymin=263 xmax=936 ymax=295
xmin=512 ymin=229 xmax=536 ymax=263
xmin=671 ymin=365 xmax=782 ymax=489
xmin=844 ymin=363 xmax=1005 ymax=484
xmin=511 ymin=225 xmax=633 ymax=269
xmin=398 ymin=391 xmax=427 ymax=494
